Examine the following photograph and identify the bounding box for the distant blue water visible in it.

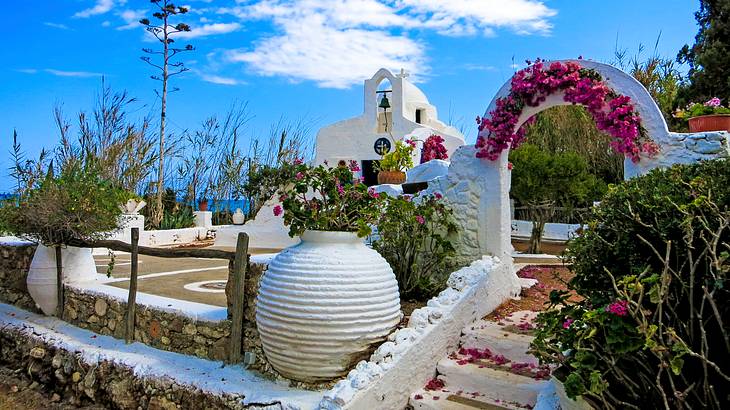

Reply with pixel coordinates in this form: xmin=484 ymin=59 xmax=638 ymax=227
xmin=209 ymin=199 xmax=250 ymax=213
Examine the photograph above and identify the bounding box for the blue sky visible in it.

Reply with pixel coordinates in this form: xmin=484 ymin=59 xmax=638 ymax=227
xmin=0 ymin=0 xmax=699 ymax=191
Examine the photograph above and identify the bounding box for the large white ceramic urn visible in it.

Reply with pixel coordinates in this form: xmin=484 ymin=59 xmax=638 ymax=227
xmin=256 ymin=230 xmax=401 ymax=382
xmin=27 ymin=245 xmax=98 ymax=315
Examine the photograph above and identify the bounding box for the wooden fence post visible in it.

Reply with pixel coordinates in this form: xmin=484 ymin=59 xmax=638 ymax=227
xmin=228 ymin=232 xmax=249 ymax=364
xmin=55 ymin=246 xmax=64 ymax=318
xmin=125 ymin=228 xmax=140 ymax=344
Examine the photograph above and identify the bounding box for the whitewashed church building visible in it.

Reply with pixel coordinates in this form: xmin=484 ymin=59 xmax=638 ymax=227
xmin=314 ymin=68 xmax=465 ymax=185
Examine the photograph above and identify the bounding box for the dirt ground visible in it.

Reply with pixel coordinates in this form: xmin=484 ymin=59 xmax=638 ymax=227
xmin=485 ymin=265 xmax=577 ymax=320
xmin=0 ymin=366 xmax=103 ymax=410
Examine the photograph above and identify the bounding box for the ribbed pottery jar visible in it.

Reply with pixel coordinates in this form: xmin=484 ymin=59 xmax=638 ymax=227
xmin=256 ymin=230 xmax=401 ymax=382
xmin=27 ymin=245 xmax=98 ymax=315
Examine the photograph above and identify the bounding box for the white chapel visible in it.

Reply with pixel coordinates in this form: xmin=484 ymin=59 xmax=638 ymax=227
xmin=314 ymin=68 xmax=465 ymax=185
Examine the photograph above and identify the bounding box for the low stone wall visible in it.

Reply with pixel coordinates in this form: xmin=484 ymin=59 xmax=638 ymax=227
xmin=0 ymin=242 xmax=38 ymax=313
xmin=0 ymin=325 xmax=258 ymax=409
xmin=63 ymin=286 xmax=232 ymax=361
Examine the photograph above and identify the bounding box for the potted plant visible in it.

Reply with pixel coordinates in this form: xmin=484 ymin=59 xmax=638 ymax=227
xmin=0 ymin=164 xmax=129 ymax=315
xmin=675 ymin=97 xmax=730 ymax=132
xmin=376 ymin=139 xmax=415 ymax=184
xmin=257 ymin=161 xmax=401 ymax=382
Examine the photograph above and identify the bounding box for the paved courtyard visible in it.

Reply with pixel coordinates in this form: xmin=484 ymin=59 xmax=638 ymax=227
xmin=94 ymin=253 xmax=232 ymax=307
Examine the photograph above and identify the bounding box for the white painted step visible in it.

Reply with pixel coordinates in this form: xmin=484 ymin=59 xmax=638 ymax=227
xmin=460 ymin=312 xmax=538 ymax=365
xmin=410 ymin=389 xmax=530 ymax=409
xmin=437 ymin=358 xmax=549 ymax=406
xmin=410 ymin=389 xmax=526 ymax=409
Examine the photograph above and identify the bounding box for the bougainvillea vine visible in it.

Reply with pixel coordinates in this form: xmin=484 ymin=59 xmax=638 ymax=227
xmin=475 ymin=59 xmax=659 ymax=162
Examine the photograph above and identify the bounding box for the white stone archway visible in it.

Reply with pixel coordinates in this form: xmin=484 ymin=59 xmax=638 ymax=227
xmin=426 ymin=59 xmax=730 ymax=264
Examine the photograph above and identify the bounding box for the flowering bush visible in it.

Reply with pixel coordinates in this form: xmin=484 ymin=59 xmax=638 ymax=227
xmin=377 ymin=139 xmax=415 ymax=172
xmin=372 ymin=192 xmax=458 ymax=299
xmin=275 ymin=161 xmax=383 ymax=237
xmin=530 ymin=160 xmax=730 ymax=409
xmin=674 ymin=97 xmax=730 ymax=119
xmin=476 ymin=59 xmax=658 ymax=163
xmin=420 ymin=134 xmax=449 ymax=163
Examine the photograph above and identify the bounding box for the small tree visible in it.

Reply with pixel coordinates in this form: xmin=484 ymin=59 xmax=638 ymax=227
xmin=509 ymin=144 xmax=603 ymax=253
xmin=139 ymin=0 xmax=193 ymax=228
xmin=677 ymin=0 xmax=730 ymax=105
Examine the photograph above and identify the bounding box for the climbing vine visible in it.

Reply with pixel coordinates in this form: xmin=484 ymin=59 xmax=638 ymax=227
xmin=476 ymin=59 xmax=659 ymax=162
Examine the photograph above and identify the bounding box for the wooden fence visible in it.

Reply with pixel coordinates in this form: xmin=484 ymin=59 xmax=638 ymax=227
xmin=57 ymin=230 xmax=250 ymax=364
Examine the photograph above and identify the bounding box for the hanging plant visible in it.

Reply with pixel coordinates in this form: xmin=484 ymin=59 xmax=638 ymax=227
xmin=475 ymin=59 xmax=659 ymax=163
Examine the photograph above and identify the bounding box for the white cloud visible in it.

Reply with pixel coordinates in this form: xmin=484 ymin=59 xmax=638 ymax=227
xmin=44 ymin=22 xmax=71 ymax=30
xmin=173 ymin=22 xmax=242 ymax=39
xmin=74 ymin=0 xmax=126 ymax=19
xmin=200 ymin=73 xmax=244 ymax=85
xmin=398 ymin=0 xmax=556 ymax=36
xmin=44 ymin=69 xmax=104 ymax=78
xmin=212 ymin=0 xmax=555 ymax=88
xmin=227 ymin=14 xmax=425 ymax=89
xmin=116 ymin=9 xmax=145 ymax=30
xmin=16 ymin=68 xmax=104 ymax=77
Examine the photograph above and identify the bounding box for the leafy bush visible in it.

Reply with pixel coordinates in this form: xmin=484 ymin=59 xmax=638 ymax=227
xmin=277 ymin=162 xmax=383 ymax=237
xmin=159 ymin=206 xmax=195 ymax=230
xmin=531 ymin=160 xmax=730 ymax=409
xmin=0 ymin=164 xmax=129 ymax=246
xmin=373 ymin=193 xmax=458 ymax=300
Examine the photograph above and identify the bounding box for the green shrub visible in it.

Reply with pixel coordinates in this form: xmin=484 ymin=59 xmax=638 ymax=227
xmin=159 ymin=206 xmax=195 ymax=230
xmin=0 ymin=164 xmax=129 ymax=246
xmin=531 ymin=160 xmax=730 ymax=409
xmin=373 ymin=193 xmax=458 ymax=300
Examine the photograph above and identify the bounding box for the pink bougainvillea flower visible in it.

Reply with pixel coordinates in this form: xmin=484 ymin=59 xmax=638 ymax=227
xmin=293 ymin=158 xmax=303 ymax=165
xmin=420 ymin=134 xmax=449 ymax=163
xmin=563 ymin=318 xmax=574 ymax=329
xmin=413 ymin=394 xmax=423 ymax=400
xmin=336 ymin=183 xmax=345 ymax=196
xmin=406 ymin=138 xmax=417 ymax=148
xmin=475 ymin=59 xmax=657 ymax=163
xmin=368 ymin=188 xmax=380 ymax=199
xmin=348 ymin=159 xmax=361 ymax=172
xmin=434 ymin=192 xmax=443 ymax=199
xmin=416 ymin=215 xmax=425 ymax=224
xmin=705 ymin=97 xmax=722 ymax=107
xmin=606 ymin=300 xmax=629 ymax=316
xmin=424 ymin=378 xmax=445 ymax=391
xmin=507 ymin=162 xmax=513 ymax=171
xmin=295 ymin=172 xmax=304 ymax=180
xmin=273 ymin=205 xmax=283 ymax=216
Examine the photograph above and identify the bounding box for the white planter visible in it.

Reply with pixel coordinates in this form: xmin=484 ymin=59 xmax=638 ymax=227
xmin=27 ymin=245 xmax=98 ymax=315
xmin=256 ymin=230 xmax=401 ymax=382
xmin=232 ymin=208 xmax=245 ymax=225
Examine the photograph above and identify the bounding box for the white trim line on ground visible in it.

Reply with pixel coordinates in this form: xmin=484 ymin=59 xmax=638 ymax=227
xmin=101 ymin=265 xmax=229 ymax=284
